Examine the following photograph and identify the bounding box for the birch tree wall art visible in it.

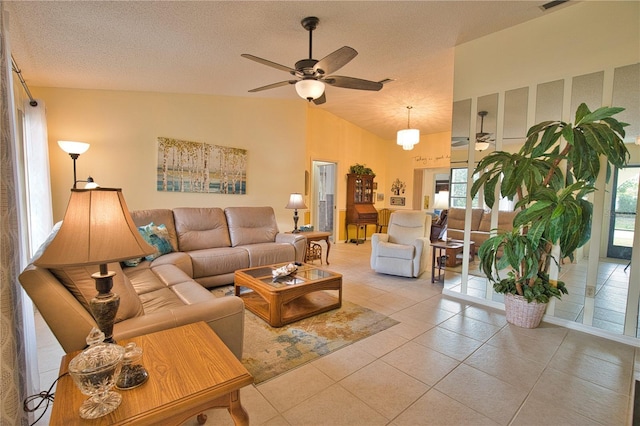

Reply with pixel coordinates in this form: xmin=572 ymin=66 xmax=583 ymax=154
xmin=157 ymin=137 xmax=247 ymax=194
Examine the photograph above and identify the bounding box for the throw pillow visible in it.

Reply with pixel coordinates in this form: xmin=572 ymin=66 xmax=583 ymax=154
xmin=51 ymin=262 xmax=144 ymax=323
xmin=137 ymin=222 xmax=173 ymax=261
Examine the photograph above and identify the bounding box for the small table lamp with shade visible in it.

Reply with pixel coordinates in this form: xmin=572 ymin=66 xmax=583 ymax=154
xmin=285 ymin=193 xmax=307 ymax=233
xmin=34 ymin=187 xmax=155 ymax=343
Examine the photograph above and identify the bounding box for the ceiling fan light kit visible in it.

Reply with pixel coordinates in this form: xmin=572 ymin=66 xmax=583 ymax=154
xmin=242 ymin=16 xmax=383 ymax=105
xmin=295 ymin=79 xmax=325 ymax=101
xmin=397 ymin=106 xmax=419 ymax=150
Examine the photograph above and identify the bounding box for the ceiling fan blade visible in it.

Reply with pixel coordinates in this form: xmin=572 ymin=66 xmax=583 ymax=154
xmin=313 ymin=92 xmax=326 ymax=105
xmin=241 ymin=54 xmax=295 ymax=74
xmin=452 ymin=138 xmax=470 ymax=146
xmin=248 ymin=80 xmax=296 ymax=93
xmin=324 ymin=76 xmax=383 ymax=91
xmin=314 ymin=46 xmax=357 ymax=76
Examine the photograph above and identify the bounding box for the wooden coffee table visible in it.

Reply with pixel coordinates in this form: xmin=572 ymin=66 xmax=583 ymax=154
xmin=234 ymin=263 xmax=342 ymax=327
xmin=49 ymin=322 xmax=253 ymax=425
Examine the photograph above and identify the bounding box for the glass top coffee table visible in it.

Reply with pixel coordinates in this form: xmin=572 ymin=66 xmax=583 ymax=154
xmin=234 ymin=263 xmax=342 ymax=327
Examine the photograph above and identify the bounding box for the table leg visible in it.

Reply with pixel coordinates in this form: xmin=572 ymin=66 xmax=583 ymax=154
xmin=325 ymin=237 xmax=331 ymax=265
xmin=431 ymin=246 xmax=436 ymax=283
xmin=228 ymin=390 xmax=249 ymax=426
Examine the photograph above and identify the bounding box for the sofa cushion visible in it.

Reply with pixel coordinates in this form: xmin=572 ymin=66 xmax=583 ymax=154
xmin=130 ymin=209 xmax=179 ymax=252
xmin=51 ymin=262 xmax=144 ymax=323
xmin=478 ymin=213 xmax=492 ymax=232
xmin=448 ymin=208 xmax=485 ymax=233
xmin=173 ymin=207 xmax=231 ymax=251
xmin=225 ymin=207 xmax=279 ymax=247
xmin=188 ymin=247 xmax=249 ymax=278
xmin=238 ymin=243 xmax=295 ymax=267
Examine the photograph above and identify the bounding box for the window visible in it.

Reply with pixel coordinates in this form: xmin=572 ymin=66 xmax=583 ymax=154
xmin=450 ymin=168 xmax=480 ymax=209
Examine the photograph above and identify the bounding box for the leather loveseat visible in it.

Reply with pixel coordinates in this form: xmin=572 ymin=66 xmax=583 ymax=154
xmin=19 ymin=206 xmax=306 ymax=356
xmin=446 ymin=208 xmax=518 ymax=253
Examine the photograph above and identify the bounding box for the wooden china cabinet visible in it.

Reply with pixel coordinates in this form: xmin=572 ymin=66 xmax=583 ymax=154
xmin=345 ymin=173 xmax=378 ymax=244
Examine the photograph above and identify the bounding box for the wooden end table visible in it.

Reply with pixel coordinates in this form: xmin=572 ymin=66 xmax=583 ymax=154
xmin=50 ymin=322 xmax=253 ymax=425
xmin=235 ymin=263 xmax=342 ymax=327
xmin=430 ymin=240 xmax=476 ymax=282
xmin=291 ymin=231 xmax=332 ymax=264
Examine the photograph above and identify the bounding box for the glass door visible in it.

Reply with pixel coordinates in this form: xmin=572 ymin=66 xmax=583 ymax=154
xmin=312 ymin=161 xmax=336 ymax=236
xmin=607 ymin=166 xmax=639 ymax=259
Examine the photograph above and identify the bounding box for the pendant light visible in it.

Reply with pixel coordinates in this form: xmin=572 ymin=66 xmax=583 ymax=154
xmin=397 ymin=106 xmax=419 ymax=150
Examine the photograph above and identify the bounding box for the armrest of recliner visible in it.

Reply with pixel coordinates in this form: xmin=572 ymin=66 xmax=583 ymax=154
xmin=412 ymin=237 xmax=431 ymax=276
xmin=370 ymin=233 xmax=390 ymax=269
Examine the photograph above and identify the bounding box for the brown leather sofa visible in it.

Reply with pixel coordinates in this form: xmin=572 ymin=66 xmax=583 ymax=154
xmin=19 ymin=206 xmax=306 ymax=356
xmin=446 ymin=208 xmax=518 ymax=253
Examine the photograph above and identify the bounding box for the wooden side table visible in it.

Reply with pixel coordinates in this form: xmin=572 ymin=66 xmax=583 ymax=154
xmin=50 ymin=322 xmax=253 ymax=425
xmin=296 ymin=231 xmax=332 ymax=265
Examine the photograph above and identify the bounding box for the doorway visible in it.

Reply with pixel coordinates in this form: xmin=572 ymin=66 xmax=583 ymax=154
xmin=312 ymin=161 xmax=337 ymax=238
xmin=607 ymin=165 xmax=639 ymax=259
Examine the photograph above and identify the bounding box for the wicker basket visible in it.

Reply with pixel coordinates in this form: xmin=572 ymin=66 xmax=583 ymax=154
xmin=504 ymin=293 xmax=548 ymax=328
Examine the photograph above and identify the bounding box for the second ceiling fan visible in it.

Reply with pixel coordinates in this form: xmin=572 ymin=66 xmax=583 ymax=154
xmin=452 ymin=110 xmax=496 ymax=151
xmin=242 ymin=16 xmax=384 ymax=105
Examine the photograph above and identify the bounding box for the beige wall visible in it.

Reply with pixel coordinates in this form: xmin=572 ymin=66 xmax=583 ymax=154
xmin=454 ymin=1 xmax=640 ymax=100
xmin=34 ymin=87 xmax=308 ymax=231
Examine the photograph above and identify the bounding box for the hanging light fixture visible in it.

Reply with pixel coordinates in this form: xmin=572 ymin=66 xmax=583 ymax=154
xmin=397 ymin=106 xmax=420 ymax=150
xmin=295 ymin=79 xmax=325 ymax=101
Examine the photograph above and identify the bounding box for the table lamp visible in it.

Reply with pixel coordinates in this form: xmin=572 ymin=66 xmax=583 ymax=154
xmin=433 ymin=191 xmax=449 ymax=213
xmin=34 ymin=188 xmax=155 ymax=343
xmin=285 ymin=193 xmax=307 ymax=233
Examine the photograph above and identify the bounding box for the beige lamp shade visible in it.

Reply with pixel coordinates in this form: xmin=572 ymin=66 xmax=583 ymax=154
xmin=34 ymin=188 xmax=155 ymax=268
xmin=285 ymin=193 xmax=307 ymax=210
xmin=433 ymin=191 xmax=450 ymax=210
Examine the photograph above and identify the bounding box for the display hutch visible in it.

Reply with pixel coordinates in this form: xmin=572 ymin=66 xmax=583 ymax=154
xmin=345 ymin=173 xmax=378 ymax=244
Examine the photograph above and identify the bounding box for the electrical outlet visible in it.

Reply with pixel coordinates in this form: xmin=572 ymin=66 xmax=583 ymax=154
xmin=586 ymin=286 xmax=596 ymax=297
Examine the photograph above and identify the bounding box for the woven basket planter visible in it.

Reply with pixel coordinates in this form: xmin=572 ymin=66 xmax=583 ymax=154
xmin=504 ymin=293 xmax=548 ymax=328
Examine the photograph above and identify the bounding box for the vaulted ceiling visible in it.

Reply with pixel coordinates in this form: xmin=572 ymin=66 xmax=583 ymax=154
xmin=5 ymin=1 xmax=572 ymax=140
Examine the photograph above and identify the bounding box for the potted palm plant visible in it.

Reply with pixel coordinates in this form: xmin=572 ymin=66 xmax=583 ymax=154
xmin=470 ymin=103 xmax=630 ymax=328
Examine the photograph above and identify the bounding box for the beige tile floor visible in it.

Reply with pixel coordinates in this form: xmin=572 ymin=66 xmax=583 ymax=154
xmin=33 ymin=241 xmax=639 ymax=425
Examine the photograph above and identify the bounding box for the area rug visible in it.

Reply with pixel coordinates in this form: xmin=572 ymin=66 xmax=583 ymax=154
xmin=240 ymin=299 xmax=399 ymax=384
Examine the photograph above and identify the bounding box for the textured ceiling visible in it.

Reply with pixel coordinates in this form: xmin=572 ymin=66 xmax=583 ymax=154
xmin=5 ymin=1 xmax=572 ymax=140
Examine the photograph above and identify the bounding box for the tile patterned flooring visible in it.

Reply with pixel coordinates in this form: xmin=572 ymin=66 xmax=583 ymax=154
xmin=34 ymin=241 xmax=639 ymax=425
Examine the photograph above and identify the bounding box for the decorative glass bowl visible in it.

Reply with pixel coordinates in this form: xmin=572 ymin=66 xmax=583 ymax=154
xmin=68 ymin=328 xmax=125 ymax=419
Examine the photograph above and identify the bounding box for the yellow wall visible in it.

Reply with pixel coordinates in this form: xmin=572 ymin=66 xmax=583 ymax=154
xmin=34 ymin=87 xmax=308 ymax=231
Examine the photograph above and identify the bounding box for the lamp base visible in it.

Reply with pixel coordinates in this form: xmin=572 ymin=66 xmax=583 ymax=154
xmin=90 ymin=269 xmax=120 ymax=343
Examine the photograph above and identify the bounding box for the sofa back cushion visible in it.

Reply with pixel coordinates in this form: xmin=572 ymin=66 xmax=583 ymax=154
xmin=225 ymin=207 xmax=279 ymax=247
xmin=478 ymin=210 xmax=518 ymax=232
xmin=448 ymin=208 xmax=484 ymax=232
xmin=50 ymin=262 xmax=144 ymax=323
xmin=172 ymin=207 xmax=231 ymax=251
xmin=130 ymin=209 xmax=179 ymax=252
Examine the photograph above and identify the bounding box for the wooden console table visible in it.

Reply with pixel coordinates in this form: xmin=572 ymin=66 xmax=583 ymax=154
xmin=50 ymin=322 xmax=253 ymax=425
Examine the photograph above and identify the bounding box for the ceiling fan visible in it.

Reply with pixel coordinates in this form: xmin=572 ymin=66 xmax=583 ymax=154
xmin=241 ymin=16 xmax=384 ymax=105
xmin=451 ymin=110 xmax=495 ymax=151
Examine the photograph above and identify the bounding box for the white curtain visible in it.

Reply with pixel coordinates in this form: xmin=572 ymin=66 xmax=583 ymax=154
xmin=23 ymin=100 xmax=53 ymax=256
